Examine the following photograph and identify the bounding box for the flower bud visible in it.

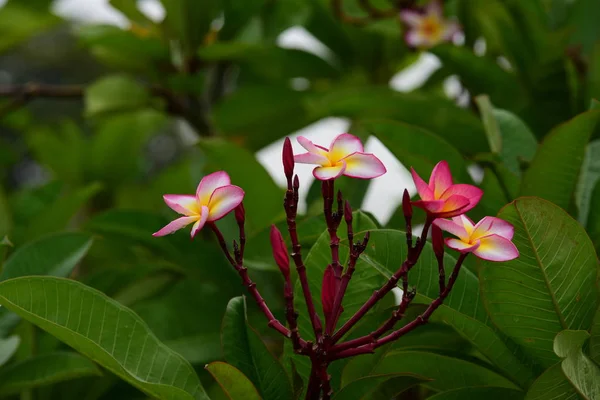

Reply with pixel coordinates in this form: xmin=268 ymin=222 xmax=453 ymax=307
xmin=402 ymin=189 xmax=412 ymax=219
xmin=321 ymin=265 xmax=336 ymax=318
xmin=234 ymin=203 xmax=245 ymax=225
xmin=344 ymin=200 xmax=352 ymax=224
xmin=282 ymin=137 xmax=295 ymax=180
xmin=270 ymin=225 xmax=290 ymax=279
xmin=431 ymin=224 xmax=444 ymax=260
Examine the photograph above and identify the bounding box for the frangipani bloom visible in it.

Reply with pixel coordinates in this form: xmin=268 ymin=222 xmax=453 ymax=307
xmin=294 ymin=134 xmax=386 ymax=181
xmin=411 ymin=161 xmax=482 ymax=218
xmin=434 ymin=215 xmax=519 ymax=261
xmin=400 ymin=1 xmax=460 ymax=49
xmin=153 ymin=171 xmax=244 ymax=238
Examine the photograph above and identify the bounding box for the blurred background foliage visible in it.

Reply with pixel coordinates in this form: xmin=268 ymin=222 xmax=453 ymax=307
xmin=0 ymin=0 xmax=599 ymax=399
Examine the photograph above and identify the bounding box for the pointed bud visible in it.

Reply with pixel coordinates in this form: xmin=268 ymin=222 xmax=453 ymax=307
xmin=402 ymin=189 xmax=412 ymax=219
xmin=282 ymin=137 xmax=295 ymax=180
xmin=321 ymin=265 xmax=336 ymax=319
xmin=432 ymin=224 xmax=444 ymax=260
xmin=270 ymin=225 xmax=290 ymax=279
xmin=344 ymin=200 xmax=353 ymax=224
xmin=293 ymin=175 xmax=300 ymax=190
xmin=235 ymin=203 xmax=245 ymax=225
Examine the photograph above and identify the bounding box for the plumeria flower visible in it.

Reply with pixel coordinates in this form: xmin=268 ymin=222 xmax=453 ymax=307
xmin=400 ymin=1 xmax=460 ymax=49
xmin=153 ymin=171 xmax=244 ymax=238
xmin=411 ymin=161 xmax=482 ymax=219
xmin=294 ymin=134 xmax=386 ymax=181
xmin=434 ymin=215 xmax=519 ymax=261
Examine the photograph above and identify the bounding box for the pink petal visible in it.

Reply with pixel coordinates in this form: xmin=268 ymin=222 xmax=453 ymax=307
xmin=298 ymin=136 xmax=328 ymax=155
xmin=436 ymin=195 xmax=470 ymax=218
xmin=443 ymin=21 xmax=461 ymax=40
xmin=313 ymin=162 xmax=346 ymax=181
xmin=405 ymin=31 xmax=428 ymax=48
xmin=196 ymin=171 xmax=231 ymax=205
xmin=473 ymin=234 xmax=519 ymax=262
xmin=412 ymin=199 xmax=446 ymax=213
xmin=455 ymin=214 xmax=475 ymax=236
xmin=341 ymin=152 xmax=387 ymax=179
xmin=440 ymin=184 xmax=483 ymax=214
xmin=207 ymin=185 xmax=245 ymax=221
xmin=410 ymin=168 xmax=434 ymax=200
xmin=152 ymin=216 xmax=198 ymax=237
xmin=163 ymin=194 xmax=199 ymax=216
xmin=445 ymin=238 xmax=480 ymax=253
xmin=434 ymin=218 xmax=469 ymax=241
xmin=329 ymin=133 xmax=364 ymax=162
xmin=429 ymin=161 xmax=454 ymax=198
xmin=190 ymin=206 xmax=209 ymax=238
xmin=426 ymin=0 xmax=443 ymax=17
xmin=400 ymin=10 xmax=423 ymax=27
xmin=472 ymin=217 xmax=514 ymax=241
xmin=294 ymin=151 xmax=329 ymax=165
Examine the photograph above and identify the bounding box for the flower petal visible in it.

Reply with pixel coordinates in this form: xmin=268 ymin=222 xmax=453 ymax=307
xmin=434 ymin=218 xmax=469 ymax=241
xmin=411 ymin=168 xmax=434 ymax=200
xmin=473 ymin=234 xmax=519 ymax=261
xmin=329 ymin=133 xmax=364 ymax=162
xmin=163 ymin=194 xmax=199 ymax=216
xmin=429 ymin=161 xmax=454 ymax=198
xmin=440 ymin=184 xmax=483 ymax=205
xmin=445 ymin=238 xmax=480 ymax=253
xmin=152 ymin=216 xmax=198 ymax=237
xmin=426 ymin=0 xmax=443 ymax=17
xmin=412 ymin=199 xmax=446 ymax=213
xmin=313 ymin=162 xmax=346 ymax=181
xmin=405 ymin=31 xmax=428 ymax=48
xmin=196 ymin=171 xmax=231 ymax=205
xmin=472 ymin=217 xmax=514 ymax=241
xmin=294 ymin=151 xmax=329 ymax=166
xmin=190 ymin=206 xmax=209 ymax=238
xmin=207 ymin=185 xmax=245 ymax=221
xmin=436 ymin=195 xmax=471 ymax=218
xmin=298 ymin=136 xmax=328 ymax=155
xmin=454 ymin=214 xmax=475 ymax=236
xmin=341 ymin=152 xmax=387 ymax=179
xmin=400 ymin=10 xmax=423 ymax=27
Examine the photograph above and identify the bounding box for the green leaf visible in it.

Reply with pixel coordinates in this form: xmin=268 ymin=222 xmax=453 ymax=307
xmin=353 ymin=119 xmax=471 ymax=183
xmin=205 ymin=361 xmax=261 ymax=400
xmin=332 ymin=374 xmax=425 ymax=400
xmin=0 ymin=276 xmax=208 ymax=400
xmin=427 ymin=387 xmax=525 ymax=400
xmin=160 ymin=0 xmax=218 ymax=53
xmin=165 ymin=333 xmax=221 ymax=365
xmin=575 ymin=141 xmax=600 ymax=226
xmin=0 ymin=352 xmax=102 ymax=396
xmin=480 ymin=197 xmax=599 ymax=368
xmin=0 ymin=188 xmax=11 ymax=239
xmin=1 ymin=232 xmax=93 ymax=281
xmin=476 ymin=95 xmax=503 ymax=154
xmin=587 ymin=180 xmax=600 ymax=252
xmin=525 ymin=363 xmax=582 ymax=400
xmin=199 ymin=139 xmax=283 ymax=233
xmin=0 ymin=2 xmax=61 ymax=53
xmin=370 ymin=350 xmax=519 ymax=391
xmin=520 ymin=110 xmax=600 ymax=210
xmin=307 ymin=87 xmax=488 ymax=155
xmin=85 ymin=75 xmax=152 ymax=117
xmin=590 ymin=305 xmax=600 ymax=364
xmin=109 ymin=0 xmax=154 ymax=26
xmin=0 ymin=335 xmax=20 ymax=367
xmin=494 ymin=109 xmax=538 ymax=176
xmin=221 ymin=297 xmax=293 ymax=400
xmin=553 ymin=330 xmax=600 ymax=399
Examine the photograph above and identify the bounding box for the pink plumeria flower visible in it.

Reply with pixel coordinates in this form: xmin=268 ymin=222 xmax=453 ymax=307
xmin=294 ymin=134 xmax=386 ymax=181
xmin=411 ymin=161 xmax=482 ymax=219
xmin=153 ymin=171 xmax=244 ymax=238
xmin=434 ymin=215 xmax=519 ymax=261
xmin=400 ymin=1 xmax=460 ymax=49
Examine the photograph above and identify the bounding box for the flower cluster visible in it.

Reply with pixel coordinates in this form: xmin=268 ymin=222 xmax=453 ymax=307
xmin=400 ymin=1 xmax=460 ymax=49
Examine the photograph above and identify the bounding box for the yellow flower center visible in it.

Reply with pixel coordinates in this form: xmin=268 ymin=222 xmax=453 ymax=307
xmin=419 ymin=16 xmax=443 ymax=40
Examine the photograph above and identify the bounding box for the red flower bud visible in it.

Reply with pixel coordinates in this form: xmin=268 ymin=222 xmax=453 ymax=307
xmin=344 ymin=200 xmax=352 ymax=224
xmin=282 ymin=137 xmax=295 ymax=180
xmin=402 ymin=189 xmax=412 ymax=219
xmin=431 ymin=224 xmax=444 ymax=260
xmin=234 ymin=203 xmax=245 ymax=225
xmin=321 ymin=265 xmax=336 ymax=319
xmin=270 ymin=225 xmax=290 ymax=279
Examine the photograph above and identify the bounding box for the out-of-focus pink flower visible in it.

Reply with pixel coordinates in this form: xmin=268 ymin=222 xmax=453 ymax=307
xmin=411 ymin=161 xmax=482 ymax=219
xmin=400 ymin=1 xmax=460 ymax=49
xmin=294 ymin=134 xmax=386 ymax=181
xmin=434 ymin=215 xmax=519 ymax=261
xmin=153 ymin=171 xmax=244 ymax=238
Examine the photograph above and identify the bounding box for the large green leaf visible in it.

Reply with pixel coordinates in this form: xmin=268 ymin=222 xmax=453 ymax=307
xmin=575 ymin=141 xmax=600 ymax=226
xmin=199 ymin=139 xmax=283 ymax=233
xmin=160 ymin=0 xmax=218 ymax=53
xmin=520 ymin=110 xmax=600 ymax=210
xmin=0 ymin=188 xmax=11 ymax=239
xmin=1 ymin=232 xmax=93 ymax=281
xmin=0 ymin=2 xmax=61 ymax=53
xmin=494 ymin=109 xmax=538 ymax=176
xmin=332 ymin=374 xmax=424 ymax=400
xmin=85 ymin=75 xmax=152 ymax=117
xmin=525 ymin=363 xmax=582 ymax=400
xmin=0 ymin=352 xmax=102 ymax=396
xmin=587 ymin=180 xmax=600 ymax=252
xmin=480 ymin=197 xmax=599 ymax=368
xmin=0 ymin=277 xmax=208 ymax=400
xmin=590 ymin=305 xmax=600 ymax=364
xmin=222 ymin=297 xmax=293 ymax=400
xmin=554 ymin=330 xmax=600 ymax=399
xmin=354 ymin=119 xmax=472 ymax=184
xmin=205 ymin=362 xmax=261 ymax=400
xmin=427 ymin=387 xmax=525 ymax=400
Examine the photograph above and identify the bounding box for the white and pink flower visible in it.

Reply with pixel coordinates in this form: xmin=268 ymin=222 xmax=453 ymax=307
xmin=294 ymin=134 xmax=386 ymax=181
xmin=434 ymin=215 xmax=519 ymax=261
xmin=400 ymin=1 xmax=460 ymax=49
xmin=153 ymin=171 xmax=244 ymax=238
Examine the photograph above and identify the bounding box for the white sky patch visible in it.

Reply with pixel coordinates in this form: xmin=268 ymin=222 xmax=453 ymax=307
xmin=390 ymin=52 xmax=441 ymax=92
xmin=53 ymin=0 xmax=128 ymax=27
xmin=138 ymin=0 xmax=165 ymax=22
